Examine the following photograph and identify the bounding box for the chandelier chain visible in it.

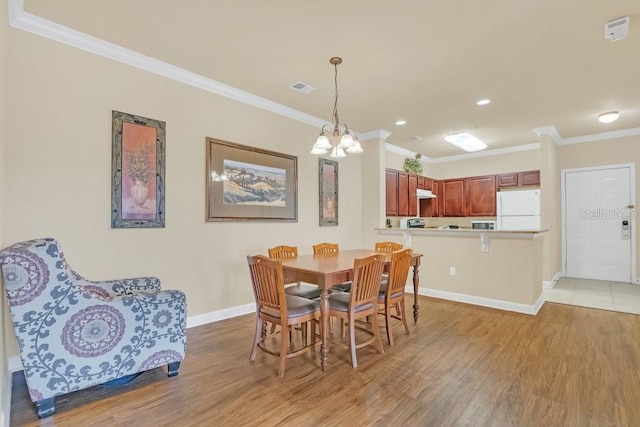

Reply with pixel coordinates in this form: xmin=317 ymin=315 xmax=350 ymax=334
xmin=333 ymin=62 xmax=340 ymax=127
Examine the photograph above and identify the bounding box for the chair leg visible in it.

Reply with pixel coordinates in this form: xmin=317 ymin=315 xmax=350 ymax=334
xmin=250 ymin=317 xmax=263 ymax=361
xmin=398 ymin=301 xmax=410 ymax=336
xmin=301 ymin=321 xmax=308 ymax=345
xmin=278 ymin=323 xmax=289 ymax=377
xmin=168 ymin=361 xmax=181 ymax=377
xmin=349 ymin=315 xmax=357 ymax=368
xmin=385 ymin=304 xmax=394 ymax=346
xmin=371 ymin=310 xmax=385 ymax=355
xmin=36 ymin=397 xmax=55 ymax=418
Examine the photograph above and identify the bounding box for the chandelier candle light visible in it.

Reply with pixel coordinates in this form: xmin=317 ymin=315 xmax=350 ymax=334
xmin=311 ymin=57 xmax=363 ymax=159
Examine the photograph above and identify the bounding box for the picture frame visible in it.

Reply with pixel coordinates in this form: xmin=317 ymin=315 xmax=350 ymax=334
xmin=206 ymin=137 xmax=298 ymax=222
xmin=111 ymin=110 xmax=166 ymax=228
xmin=319 ymin=158 xmax=338 ymax=226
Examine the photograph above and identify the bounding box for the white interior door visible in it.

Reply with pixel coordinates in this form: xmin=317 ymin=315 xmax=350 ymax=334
xmin=565 ymin=167 xmax=632 ymax=282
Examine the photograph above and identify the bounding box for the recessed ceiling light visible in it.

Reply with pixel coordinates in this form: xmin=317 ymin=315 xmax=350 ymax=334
xmin=598 ymin=111 xmax=620 ymax=123
xmin=444 ymin=132 xmax=487 ymax=152
xmin=476 ymin=99 xmax=491 ymax=106
xmin=395 ymin=120 xmax=407 ymax=126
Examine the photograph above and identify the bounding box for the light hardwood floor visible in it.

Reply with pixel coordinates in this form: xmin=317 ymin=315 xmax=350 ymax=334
xmin=11 ymin=295 xmax=640 ymax=426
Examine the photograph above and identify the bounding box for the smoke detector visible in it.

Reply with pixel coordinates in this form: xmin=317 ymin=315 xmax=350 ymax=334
xmin=605 ymin=16 xmax=629 ymax=41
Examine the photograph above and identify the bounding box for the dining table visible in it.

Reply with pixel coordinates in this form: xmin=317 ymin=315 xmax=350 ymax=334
xmin=279 ymin=249 xmax=423 ymax=371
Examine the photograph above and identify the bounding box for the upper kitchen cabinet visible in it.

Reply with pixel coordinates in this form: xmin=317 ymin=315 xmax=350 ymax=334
xmin=497 ymin=170 xmax=540 ymax=189
xmin=398 ymin=171 xmax=409 ymax=216
xmin=497 ymin=172 xmax=518 ymax=188
xmin=442 ymin=179 xmax=466 ymax=217
xmin=408 ymin=173 xmax=418 ymax=217
xmin=420 ymin=179 xmax=440 ymax=217
xmin=385 ymin=168 xmax=399 ymax=217
xmin=466 ymin=175 xmax=497 ymax=216
xmin=518 ymin=170 xmax=540 ymax=187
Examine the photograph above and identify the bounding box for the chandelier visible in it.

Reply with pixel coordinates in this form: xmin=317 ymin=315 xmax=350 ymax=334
xmin=311 ymin=57 xmax=363 ymax=159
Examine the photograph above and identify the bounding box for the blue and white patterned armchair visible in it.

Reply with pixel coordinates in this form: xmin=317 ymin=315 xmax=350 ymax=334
xmin=0 ymin=238 xmax=187 ymax=418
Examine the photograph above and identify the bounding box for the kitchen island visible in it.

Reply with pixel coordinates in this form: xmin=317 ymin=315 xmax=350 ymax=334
xmin=377 ymin=227 xmax=548 ymax=315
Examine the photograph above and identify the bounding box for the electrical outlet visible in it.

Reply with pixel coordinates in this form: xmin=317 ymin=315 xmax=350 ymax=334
xmin=450 ymin=267 xmax=456 ymax=276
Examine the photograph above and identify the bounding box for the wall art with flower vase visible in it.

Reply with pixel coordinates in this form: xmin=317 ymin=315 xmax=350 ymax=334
xmin=111 ymin=111 xmax=166 ymax=228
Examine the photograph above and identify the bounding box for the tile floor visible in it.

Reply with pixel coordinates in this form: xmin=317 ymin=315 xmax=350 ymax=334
xmin=544 ymin=277 xmax=640 ymax=314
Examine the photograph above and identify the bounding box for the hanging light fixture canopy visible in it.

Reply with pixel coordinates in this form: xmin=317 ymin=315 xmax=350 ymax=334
xmin=311 ymin=57 xmax=363 ymax=159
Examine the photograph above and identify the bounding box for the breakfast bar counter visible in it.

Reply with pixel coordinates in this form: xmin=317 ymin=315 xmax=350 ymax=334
xmin=376 ymin=227 xmax=548 ymax=315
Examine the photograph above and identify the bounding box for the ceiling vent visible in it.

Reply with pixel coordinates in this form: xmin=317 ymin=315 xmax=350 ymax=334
xmin=408 ymin=136 xmax=423 ymax=142
xmin=605 ymin=16 xmax=630 ymax=41
xmin=289 ymin=81 xmax=315 ymax=94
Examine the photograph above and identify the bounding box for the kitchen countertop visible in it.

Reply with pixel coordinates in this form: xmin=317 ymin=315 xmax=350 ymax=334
xmin=377 ymin=227 xmax=548 ymax=235
xmin=376 ymin=227 xmax=547 ymax=250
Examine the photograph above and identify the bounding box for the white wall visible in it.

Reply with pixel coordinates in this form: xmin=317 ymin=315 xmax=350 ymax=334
xmin=0 ymin=0 xmax=7 ymax=422
xmin=1 ymin=21 xmax=365 ymax=357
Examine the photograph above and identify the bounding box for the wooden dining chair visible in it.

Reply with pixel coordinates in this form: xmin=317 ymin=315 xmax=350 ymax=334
xmin=268 ymin=245 xmax=321 ymax=300
xmin=377 ymin=248 xmax=413 ymax=345
xmin=313 ymin=243 xmax=351 ymax=292
xmin=374 ymin=241 xmax=402 ymax=280
xmin=375 ymin=241 xmax=403 ymax=252
xmin=328 ymin=254 xmax=386 ymax=368
xmin=247 ymin=255 xmax=320 ymax=377
xmin=312 ymin=242 xmax=339 ymax=255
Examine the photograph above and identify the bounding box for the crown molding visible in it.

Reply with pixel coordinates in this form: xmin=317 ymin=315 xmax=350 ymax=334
xmin=9 ymin=0 xmax=640 ymax=161
xmin=7 ymin=0 xmax=329 ymax=130
xmin=426 ymin=143 xmax=541 ymax=164
xmin=534 ymin=124 xmax=640 ymax=146
xmin=559 ymin=126 xmax=640 ymax=145
xmin=533 ymin=125 xmax=562 ymax=144
xmin=359 ymin=129 xmax=392 ymax=141
xmin=385 ymin=143 xmax=424 ymax=159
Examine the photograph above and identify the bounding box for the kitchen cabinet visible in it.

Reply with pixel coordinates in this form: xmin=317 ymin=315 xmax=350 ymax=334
xmin=420 ymin=179 xmax=440 ymax=217
xmin=466 ymin=175 xmax=497 ymax=216
xmin=385 ymin=168 xmax=399 ymax=217
xmin=385 ymin=167 xmax=537 ymax=218
xmin=408 ymin=173 xmax=418 ymax=216
xmin=497 ymin=173 xmax=518 ymax=188
xmin=519 ymin=170 xmax=540 ymax=187
xmin=442 ymin=179 xmax=466 ymax=217
xmin=398 ymin=171 xmax=409 ymax=216
xmin=497 ymin=170 xmax=540 ymax=189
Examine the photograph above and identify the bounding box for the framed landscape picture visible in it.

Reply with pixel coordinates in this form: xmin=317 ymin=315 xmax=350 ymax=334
xmin=111 ymin=111 xmax=166 ymax=228
xmin=206 ymin=137 xmax=298 ymax=222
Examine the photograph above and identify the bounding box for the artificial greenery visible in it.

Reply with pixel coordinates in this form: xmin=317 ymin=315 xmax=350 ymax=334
xmin=124 ymin=142 xmax=154 ymax=184
xmin=403 ymin=153 xmax=423 ymax=175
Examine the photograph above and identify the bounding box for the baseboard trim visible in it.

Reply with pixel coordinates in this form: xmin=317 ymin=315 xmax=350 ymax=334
xmin=407 ymin=286 xmax=545 ymax=315
xmin=7 ymin=357 xmax=22 ymax=373
xmin=186 ymin=303 xmax=255 ymax=328
xmin=543 ymin=272 xmax=562 ymax=289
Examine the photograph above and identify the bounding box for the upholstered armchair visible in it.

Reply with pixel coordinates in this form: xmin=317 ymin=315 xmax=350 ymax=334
xmin=0 ymin=238 xmax=187 ymax=418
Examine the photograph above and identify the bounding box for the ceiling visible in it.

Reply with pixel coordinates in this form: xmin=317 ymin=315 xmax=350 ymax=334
xmin=24 ymin=0 xmax=640 ymax=158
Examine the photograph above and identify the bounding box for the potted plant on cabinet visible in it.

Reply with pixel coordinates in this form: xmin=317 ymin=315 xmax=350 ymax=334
xmin=403 ymin=153 xmax=423 ymax=175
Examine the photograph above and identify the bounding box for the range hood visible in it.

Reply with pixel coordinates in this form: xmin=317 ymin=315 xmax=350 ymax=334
xmin=417 ymin=189 xmax=436 ymax=199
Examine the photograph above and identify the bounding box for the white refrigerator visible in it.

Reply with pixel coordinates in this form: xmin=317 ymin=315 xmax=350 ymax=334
xmin=496 ymin=189 xmax=541 ymax=230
